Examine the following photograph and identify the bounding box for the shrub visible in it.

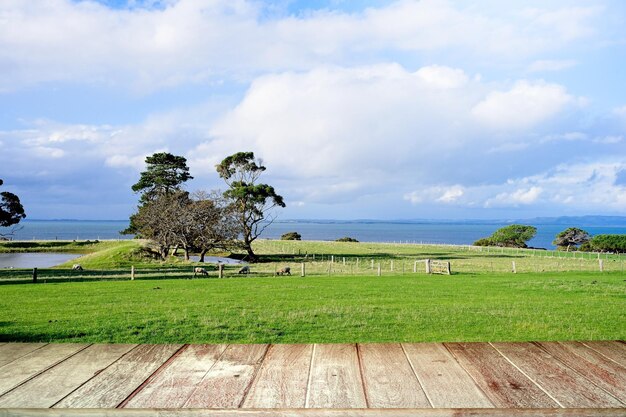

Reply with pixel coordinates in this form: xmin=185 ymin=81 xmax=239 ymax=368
xmin=335 ymin=237 xmax=359 ymax=242
xmin=473 ymin=225 xmax=537 ymax=248
xmin=583 ymin=234 xmax=626 ymax=253
xmin=473 ymin=238 xmax=493 ymax=246
xmin=281 ymin=232 xmax=302 ymax=240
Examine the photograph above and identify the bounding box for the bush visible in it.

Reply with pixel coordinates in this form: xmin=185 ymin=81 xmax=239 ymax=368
xmin=582 ymin=234 xmax=626 ymax=253
xmin=473 ymin=238 xmax=493 ymax=246
xmin=281 ymin=232 xmax=302 ymax=240
xmin=335 ymin=237 xmax=359 ymax=242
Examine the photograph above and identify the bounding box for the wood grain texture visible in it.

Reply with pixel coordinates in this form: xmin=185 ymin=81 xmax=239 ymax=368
xmin=123 ymin=344 xmax=227 ymax=408
xmin=183 ymin=344 xmax=268 ymax=408
xmin=402 ymin=342 xmax=493 ymax=408
xmin=358 ymin=343 xmax=429 ymax=408
xmin=583 ymin=341 xmax=626 ymax=368
xmin=0 ymin=344 xmax=135 ymax=408
xmin=53 ymin=344 xmax=182 ymax=408
xmin=242 ymin=344 xmax=313 ymax=408
xmin=537 ymin=341 xmax=626 ymax=401
xmin=3 ymin=408 xmax=626 ymax=417
xmin=492 ymin=342 xmax=623 ymax=408
xmin=0 ymin=344 xmax=47 ymax=368
xmin=306 ymin=344 xmax=367 ymax=409
xmin=0 ymin=343 xmax=87 ymax=396
xmin=445 ymin=342 xmax=559 ymax=408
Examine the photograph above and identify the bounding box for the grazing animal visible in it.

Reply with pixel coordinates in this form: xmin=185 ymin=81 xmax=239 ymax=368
xmin=72 ymin=264 xmax=83 ymax=271
xmin=276 ymin=266 xmax=291 ymax=276
xmin=238 ymin=265 xmax=250 ymax=274
xmin=193 ymin=267 xmax=208 ymax=277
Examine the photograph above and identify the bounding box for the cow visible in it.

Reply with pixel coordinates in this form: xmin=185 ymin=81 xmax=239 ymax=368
xmin=238 ymin=265 xmax=250 ymax=274
xmin=72 ymin=264 xmax=83 ymax=271
xmin=193 ymin=267 xmax=208 ymax=277
xmin=276 ymin=266 xmax=291 ymax=276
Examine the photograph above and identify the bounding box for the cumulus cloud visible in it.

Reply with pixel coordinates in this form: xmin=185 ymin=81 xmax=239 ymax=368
xmin=527 ymin=59 xmax=578 ymax=73
xmin=0 ymin=0 xmax=604 ymax=91
xmin=471 ymin=80 xmax=580 ymax=130
xmin=485 ymin=187 xmax=543 ymax=208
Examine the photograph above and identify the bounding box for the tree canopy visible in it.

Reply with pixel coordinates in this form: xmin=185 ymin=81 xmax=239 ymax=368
xmin=553 ymin=227 xmax=591 ymax=251
xmin=132 ymin=152 xmax=193 ymax=203
xmin=0 ymin=179 xmax=26 ymax=232
xmin=473 ymin=224 xmax=537 ymax=248
xmin=217 ymin=152 xmax=285 ymax=261
xmin=581 ymin=234 xmax=626 ymax=253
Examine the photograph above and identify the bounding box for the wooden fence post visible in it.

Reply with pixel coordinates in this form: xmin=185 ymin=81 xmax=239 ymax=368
xmin=331 ymin=255 xmax=334 ymax=263
xmin=377 ymin=264 xmax=381 ymax=277
xmin=32 ymin=267 xmax=37 ymax=283
xmin=445 ymin=262 xmax=451 ymax=275
xmin=131 ymin=266 xmax=135 ymax=280
xmin=425 ymin=259 xmax=431 ymax=274
xmin=218 ymin=264 xmax=224 ymax=278
xmin=343 ymin=257 xmax=345 ymax=266
xmin=413 ymin=261 xmax=417 ymax=273
xmin=390 ymin=260 xmax=394 ymax=272
xmin=301 ymin=263 xmax=305 ymax=277
xmin=512 ymin=261 xmax=516 ymax=274
xmin=371 ymin=259 xmax=374 ymax=270
xmin=599 ymin=259 xmax=603 ymax=272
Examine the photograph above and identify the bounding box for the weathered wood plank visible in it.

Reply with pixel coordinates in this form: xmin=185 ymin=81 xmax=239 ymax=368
xmin=492 ymin=342 xmax=623 ymax=408
xmin=3 ymin=408 xmax=626 ymax=416
xmin=306 ymin=344 xmax=367 ymax=408
xmin=0 ymin=343 xmax=87 ymax=396
xmin=402 ymin=342 xmax=493 ymax=408
xmin=358 ymin=343 xmax=429 ymax=408
xmin=123 ymin=344 xmax=227 ymax=408
xmin=0 ymin=344 xmax=135 ymax=408
xmin=445 ymin=342 xmax=558 ymax=408
xmin=242 ymin=344 xmax=313 ymax=408
xmin=183 ymin=344 xmax=268 ymax=408
xmin=583 ymin=341 xmax=626 ymax=367
xmin=0 ymin=344 xmax=47 ymax=368
xmin=537 ymin=341 xmax=626 ymax=401
xmin=53 ymin=344 xmax=182 ymax=408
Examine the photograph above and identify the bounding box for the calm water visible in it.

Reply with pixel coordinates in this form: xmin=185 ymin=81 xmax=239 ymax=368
xmin=0 ymin=253 xmax=81 ymax=269
xmin=4 ymin=220 xmax=626 ymax=249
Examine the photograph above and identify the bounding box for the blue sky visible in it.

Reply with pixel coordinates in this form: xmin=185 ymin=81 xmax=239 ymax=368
xmin=1 ymin=0 xmax=625 ymax=220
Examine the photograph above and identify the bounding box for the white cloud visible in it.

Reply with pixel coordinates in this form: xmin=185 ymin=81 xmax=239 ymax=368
xmin=485 ymin=186 xmax=543 ymax=207
xmin=471 ymin=80 xmax=579 ymax=130
xmin=528 ymin=59 xmax=577 ymax=73
xmin=593 ymin=135 xmax=623 ymax=144
xmin=415 ymin=65 xmax=468 ymax=89
xmin=0 ymin=0 xmax=603 ymax=91
xmin=404 ymin=185 xmax=466 ymax=205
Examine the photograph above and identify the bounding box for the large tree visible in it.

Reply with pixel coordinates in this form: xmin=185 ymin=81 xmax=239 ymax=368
xmin=553 ymin=227 xmax=590 ymax=251
xmin=123 ymin=152 xmax=193 ymax=235
xmin=474 ymin=224 xmax=537 ymax=248
xmin=0 ymin=179 xmax=26 ymax=236
xmin=216 ymin=152 xmax=285 ymax=261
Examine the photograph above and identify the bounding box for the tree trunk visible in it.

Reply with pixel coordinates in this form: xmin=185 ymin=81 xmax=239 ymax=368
xmin=199 ymin=249 xmax=207 ymax=263
xmin=246 ymin=246 xmax=258 ymax=263
xmin=172 ymin=244 xmax=179 ymax=256
xmin=183 ymin=246 xmax=190 ymax=261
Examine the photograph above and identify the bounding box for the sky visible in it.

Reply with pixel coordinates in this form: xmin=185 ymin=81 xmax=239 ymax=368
xmin=1 ymin=0 xmax=625 ymax=220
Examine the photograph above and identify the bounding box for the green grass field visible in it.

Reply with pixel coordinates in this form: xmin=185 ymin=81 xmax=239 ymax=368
xmin=0 ymin=239 xmax=624 ymax=343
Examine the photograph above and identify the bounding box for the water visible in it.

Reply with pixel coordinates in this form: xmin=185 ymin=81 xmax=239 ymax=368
xmin=4 ymin=219 xmax=626 ymax=249
xmin=0 ymin=253 xmax=81 ymax=269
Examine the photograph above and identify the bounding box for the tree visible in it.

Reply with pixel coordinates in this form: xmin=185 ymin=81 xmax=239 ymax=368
xmin=189 ymin=191 xmax=239 ymax=262
xmin=553 ymin=227 xmax=590 ymax=251
xmin=473 ymin=224 xmax=537 ymax=248
xmin=281 ymin=232 xmax=301 ymax=240
xmin=216 ymin=152 xmax=285 ymax=261
xmin=0 ymin=179 xmax=26 ymax=236
xmin=123 ymin=152 xmax=193 ymax=235
xmin=581 ymin=234 xmax=626 ymax=253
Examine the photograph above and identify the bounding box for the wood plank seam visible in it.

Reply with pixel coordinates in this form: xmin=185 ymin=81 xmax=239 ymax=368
xmin=355 ymin=344 xmax=371 ymax=408
xmin=116 ymin=344 xmax=189 ymax=408
xmin=399 ymin=343 xmax=434 ymax=408
xmin=49 ymin=344 xmax=141 ymax=409
xmin=0 ymin=344 xmax=49 ymax=370
xmin=181 ymin=344 xmax=232 ymax=408
xmin=441 ymin=343 xmax=495 ymax=406
xmin=0 ymin=344 xmax=92 ymax=399
xmin=304 ymin=343 xmax=316 ymax=408
xmin=582 ymin=342 xmax=626 ymax=368
xmin=533 ymin=342 xmax=626 ymax=407
xmin=236 ymin=344 xmax=271 ymax=408
xmin=488 ymin=342 xmax=564 ymax=408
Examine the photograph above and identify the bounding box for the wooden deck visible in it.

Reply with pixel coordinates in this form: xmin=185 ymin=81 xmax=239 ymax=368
xmin=0 ymin=342 xmax=624 ymax=416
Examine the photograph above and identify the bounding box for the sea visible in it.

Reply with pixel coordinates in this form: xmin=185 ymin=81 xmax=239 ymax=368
xmin=4 ymin=219 xmax=626 ymax=249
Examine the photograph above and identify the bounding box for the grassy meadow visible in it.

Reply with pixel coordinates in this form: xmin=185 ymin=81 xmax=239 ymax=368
xmin=0 ymin=239 xmax=624 ymax=343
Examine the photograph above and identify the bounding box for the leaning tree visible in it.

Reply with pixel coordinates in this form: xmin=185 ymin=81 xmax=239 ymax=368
xmin=216 ymin=152 xmax=285 ymax=262
xmin=553 ymin=227 xmax=590 ymax=251
xmin=0 ymin=179 xmax=26 ymax=237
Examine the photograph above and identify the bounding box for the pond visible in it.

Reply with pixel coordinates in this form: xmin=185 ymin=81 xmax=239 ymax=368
xmin=186 ymin=256 xmax=245 ymax=265
xmin=0 ymin=253 xmax=81 ymax=269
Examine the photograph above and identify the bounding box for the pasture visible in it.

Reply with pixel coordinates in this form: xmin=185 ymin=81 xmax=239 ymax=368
xmin=0 ymin=239 xmax=624 ymax=344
